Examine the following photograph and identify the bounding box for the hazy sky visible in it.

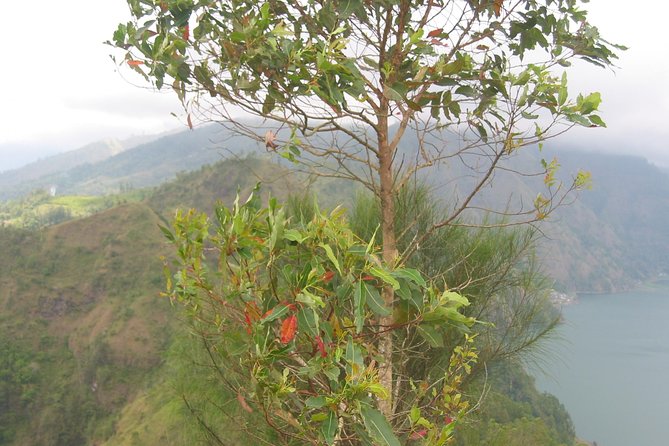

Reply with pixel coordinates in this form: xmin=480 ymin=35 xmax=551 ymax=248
xmin=1 ymin=0 xmax=667 ymax=171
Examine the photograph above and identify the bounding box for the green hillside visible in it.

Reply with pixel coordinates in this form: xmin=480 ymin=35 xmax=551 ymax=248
xmin=0 ymin=156 xmax=578 ymax=445
xmin=0 ymin=202 xmax=171 ymax=445
xmin=0 ymin=157 xmax=313 ymax=445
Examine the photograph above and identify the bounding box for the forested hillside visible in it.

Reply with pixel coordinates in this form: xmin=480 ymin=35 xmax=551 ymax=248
xmin=3 ymin=124 xmax=666 ymax=292
xmin=0 ymin=157 xmax=577 ymax=445
xmin=542 ymin=151 xmax=669 ymax=291
xmin=0 ymin=125 xmax=259 ymax=200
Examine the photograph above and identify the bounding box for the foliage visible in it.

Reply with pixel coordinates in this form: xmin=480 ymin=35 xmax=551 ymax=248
xmin=162 ymin=186 xmax=478 ymax=445
xmin=349 ymin=185 xmax=561 ymax=368
xmin=0 ymin=339 xmax=40 ymax=444
xmin=110 ymin=0 xmax=622 ymax=230
xmin=346 ymin=185 xmax=574 ymax=443
xmin=454 ymin=363 xmax=575 ymax=446
xmin=0 ymin=189 xmax=148 ymax=230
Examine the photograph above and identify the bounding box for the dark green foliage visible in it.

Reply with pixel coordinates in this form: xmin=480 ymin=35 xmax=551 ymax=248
xmin=349 ymin=185 xmax=560 ymax=367
xmin=454 ymin=363 xmax=575 ymax=446
xmin=162 ymin=188 xmax=476 ymax=445
xmin=347 ymin=185 xmax=571 ymax=444
xmin=0 ymin=339 xmax=39 ymax=443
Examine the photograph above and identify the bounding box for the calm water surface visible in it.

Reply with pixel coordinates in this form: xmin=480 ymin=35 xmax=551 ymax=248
xmin=535 ymin=288 xmax=669 ymax=446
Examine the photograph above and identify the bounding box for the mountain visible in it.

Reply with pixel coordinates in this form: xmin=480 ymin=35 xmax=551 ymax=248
xmin=2 ymin=124 xmax=667 ymax=293
xmin=0 ymin=157 xmax=295 ymax=445
xmin=537 ymin=150 xmax=669 ymax=292
xmin=0 ymin=139 xmax=126 ymax=199
xmin=0 ymin=125 xmax=261 ymax=200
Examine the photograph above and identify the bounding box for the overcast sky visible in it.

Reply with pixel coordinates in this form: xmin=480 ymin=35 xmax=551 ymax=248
xmin=1 ymin=0 xmax=667 ymax=171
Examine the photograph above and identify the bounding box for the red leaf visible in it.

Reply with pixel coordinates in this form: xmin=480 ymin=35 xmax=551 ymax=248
xmin=409 ymin=429 xmax=428 ymax=440
xmin=127 ymin=60 xmax=144 ymax=67
xmin=245 ymin=302 xmax=261 ymax=322
xmin=444 ymin=415 xmax=453 ymax=425
xmin=322 ymin=270 xmax=335 ymax=283
xmin=427 ymin=28 xmax=443 ymax=38
xmin=493 ymin=0 xmax=503 ymax=17
xmin=244 ymin=313 xmax=252 ymax=334
xmin=244 ymin=302 xmax=261 ymax=334
xmin=362 ymin=275 xmax=375 ymax=282
xmin=182 ymin=24 xmax=190 ymax=41
xmin=315 ymin=336 xmax=327 ymax=357
xmin=280 ymin=315 xmax=298 ymax=344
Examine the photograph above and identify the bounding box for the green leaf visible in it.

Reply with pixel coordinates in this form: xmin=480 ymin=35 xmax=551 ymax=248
xmin=297 ymin=307 xmax=319 ymax=336
xmin=409 ymin=406 xmax=420 ymax=423
xmin=512 ymin=70 xmax=531 ymax=86
xmin=441 ymin=291 xmax=470 ymax=307
xmin=588 ymin=114 xmax=606 ymax=127
xmin=322 ymin=410 xmax=338 ymax=445
xmin=158 ymin=224 xmax=176 ymax=242
xmin=566 ymin=113 xmax=592 ymax=127
xmin=369 ymin=267 xmax=400 ymax=290
xmin=360 ymin=405 xmax=402 ymax=446
xmin=306 ymin=396 xmax=327 ymax=408
xmin=262 ymin=94 xmax=276 ymax=114
xmin=354 ymin=281 xmax=366 ymax=333
xmin=297 ymin=290 xmax=325 ymax=308
xmin=345 ymin=337 xmax=364 ymax=376
xmin=284 ymin=228 xmax=307 ymax=243
xmin=558 ymin=72 xmax=568 ymax=105
xmin=363 ymin=282 xmax=391 ymax=317
xmin=366 ymin=226 xmax=379 ymax=254
xmin=392 ymin=268 xmax=426 ymax=287
xmin=416 ymin=325 xmax=444 ymax=348
xmin=320 ymin=243 xmax=342 ymax=274
xmin=260 ymin=304 xmax=290 ymax=323
xmin=578 ymin=92 xmax=601 ymax=114
xmin=455 ymin=85 xmax=477 ymax=97
xmin=383 ymin=85 xmax=405 ymax=102
xmin=324 ymin=366 xmax=340 ymax=382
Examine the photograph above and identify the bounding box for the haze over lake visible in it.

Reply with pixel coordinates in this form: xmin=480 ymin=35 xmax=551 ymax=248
xmin=535 ymin=285 xmax=669 ymax=446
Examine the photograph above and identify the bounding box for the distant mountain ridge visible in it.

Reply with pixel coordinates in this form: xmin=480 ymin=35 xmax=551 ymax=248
xmin=0 ymin=126 xmax=250 ymax=199
xmin=0 ymin=139 xmax=126 ymax=198
xmin=1 ymin=124 xmax=667 ymax=292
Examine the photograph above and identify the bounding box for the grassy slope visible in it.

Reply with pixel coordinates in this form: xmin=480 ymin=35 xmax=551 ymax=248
xmin=0 ymin=202 xmax=173 ymax=445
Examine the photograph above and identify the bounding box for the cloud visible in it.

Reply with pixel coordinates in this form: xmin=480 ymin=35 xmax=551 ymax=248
xmin=64 ymin=90 xmax=183 ymax=119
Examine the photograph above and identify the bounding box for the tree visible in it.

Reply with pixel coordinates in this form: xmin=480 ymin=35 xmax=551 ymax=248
xmin=111 ymin=0 xmax=620 ymax=432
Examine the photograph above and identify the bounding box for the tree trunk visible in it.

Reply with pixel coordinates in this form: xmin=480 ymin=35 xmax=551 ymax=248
xmin=377 ymin=112 xmax=398 ymax=419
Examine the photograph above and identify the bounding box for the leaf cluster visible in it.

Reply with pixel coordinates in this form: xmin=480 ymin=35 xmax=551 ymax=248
xmin=162 ymin=186 xmax=479 ymax=445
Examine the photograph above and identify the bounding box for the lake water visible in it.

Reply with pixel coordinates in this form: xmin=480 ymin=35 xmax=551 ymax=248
xmin=534 ymin=287 xmax=669 ymax=446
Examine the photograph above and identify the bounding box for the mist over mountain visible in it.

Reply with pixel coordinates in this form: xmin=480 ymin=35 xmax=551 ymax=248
xmin=2 ymin=124 xmax=667 ymax=293
xmin=0 ymin=143 xmax=66 ymax=173
xmin=0 ymin=125 xmax=264 ymax=200
xmin=541 ymin=150 xmax=669 ymax=291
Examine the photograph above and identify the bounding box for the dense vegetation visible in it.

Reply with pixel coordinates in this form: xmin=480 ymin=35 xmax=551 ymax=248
xmin=0 ymin=157 xmax=579 ymax=445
